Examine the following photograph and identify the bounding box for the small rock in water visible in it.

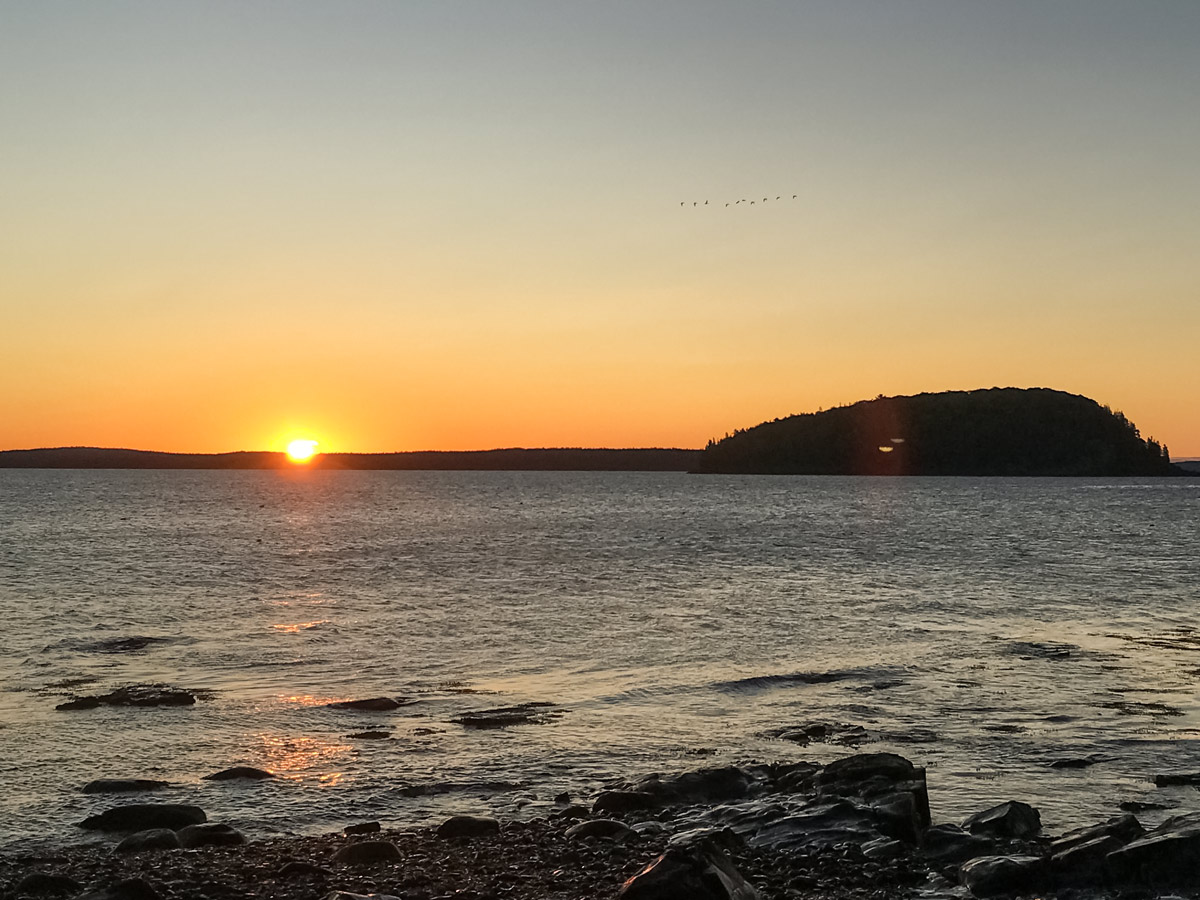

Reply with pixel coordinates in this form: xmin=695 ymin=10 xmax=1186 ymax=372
xmin=347 ymin=730 xmax=392 ymax=740
xmin=203 ymin=766 xmax=275 ymax=781
xmin=452 ymin=702 xmax=560 ymax=729
xmin=344 ymin=821 xmax=382 ymax=835
xmin=1050 ymin=755 xmax=1108 ymax=769
xmin=566 ymin=819 xmax=633 ymax=840
xmin=328 ymin=697 xmax=409 ymax=711
xmin=57 ymin=685 xmax=196 ymax=711
xmin=14 ymin=872 xmax=82 ymax=895
xmin=1120 ymin=799 xmax=1171 ymax=813
xmin=1154 ymin=771 xmax=1200 ymax=786
xmin=82 ymin=779 xmax=169 ymax=794
xmin=554 ymin=791 xmax=571 ymax=803
xmin=178 ymin=822 xmax=245 ymax=848
xmin=114 ymin=829 xmax=181 ymax=854
xmin=333 ymin=840 xmax=402 ymax=865
xmin=961 ymin=800 xmax=1041 ymax=839
xmin=767 ymin=721 xmax=869 ymax=746
xmin=79 ymin=804 xmax=206 ymax=832
xmin=435 ymin=815 xmax=500 ymax=838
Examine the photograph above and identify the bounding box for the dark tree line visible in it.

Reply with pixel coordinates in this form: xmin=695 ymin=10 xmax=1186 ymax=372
xmin=696 ymin=388 xmax=1181 ymax=477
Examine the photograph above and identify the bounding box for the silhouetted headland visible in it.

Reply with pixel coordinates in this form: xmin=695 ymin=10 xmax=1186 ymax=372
xmin=696 ymin=388 xmax=1187 ymax=476
xmin=0 ymin=447 xmax=699 ymax=471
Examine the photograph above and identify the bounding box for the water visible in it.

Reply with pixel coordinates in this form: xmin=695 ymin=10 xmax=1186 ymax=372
xmin=1 ymin=470 xmax=1198 ymax=850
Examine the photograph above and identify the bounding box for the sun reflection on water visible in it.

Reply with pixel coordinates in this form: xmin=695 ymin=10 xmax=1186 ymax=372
xmin=256 ymin=732 xmax=354 ymax=782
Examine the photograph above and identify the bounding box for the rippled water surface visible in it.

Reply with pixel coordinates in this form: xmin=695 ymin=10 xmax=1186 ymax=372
xmin=1 ymin=470 xmax=1198 ymax=849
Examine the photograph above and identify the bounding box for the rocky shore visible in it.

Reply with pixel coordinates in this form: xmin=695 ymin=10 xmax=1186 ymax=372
xmin=4 ymin=752 xmax=1200 ymax=900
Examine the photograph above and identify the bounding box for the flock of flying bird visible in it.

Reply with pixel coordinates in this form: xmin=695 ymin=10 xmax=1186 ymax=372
xmin=682 ymin=195 xmax=799 ymax=207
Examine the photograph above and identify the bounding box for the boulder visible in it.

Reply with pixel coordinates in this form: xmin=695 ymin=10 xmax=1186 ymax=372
xmin=962 ymin=801 xmax=1040 ymax=839
xmin=76 ymin=879 xmax=161 ymax=900
xmin=79 ymin=804 xmax=206 ymax=832
xmin=328 ymin=697 xmax=408 ymax=711
xmin=82 ymin=779 xmax=169 ymax=794
xmin=566 ymin=819 xmax=633 ymax=840
xmin=1049 ymin=814 xmax=1143 ymax=856
xmin=203 ymin=766 xmax=275 ymax=781
xmin=747 ymin=800 xmax=880 ymax=852
xmin=862 ymin=837 xmax=906 ymax=860
xmin=13 ymin=872 xmax=81 ymax=895
xmin=1050 ymin=834 xmax=1125 ymax=884
xmin=114 ymin=829 xmax=181 ymax=854
xmin=1106 ymin=812 xmax=1200 ymax=885
xmin=278 ymin=861 xmax=333 ymax=878
xmin=921 ymin=824 xmax=996 ymax=864
xmin=630 ymin=767 xmax=760 ymax=805
xmin=594 ymin=790 xmax=659 ymax=814
xmin=435 ymin=815 xmax=500 ymax=838
xmin=178 ymin=823 xmax=245 ymax=848
xmin=814 ymin=753 xmax=930 ymax=832
xmin=959 ymin=856 xmax=1045 ymax=896
xmin=344 ymin=821 xmax=381 ymax=835
xmin=333 ymin=841 xmax=402 ymax=866
xmin=551 ymin=804 xmax=590 ymax=820
xmin=618 ymin=844 xmax=759 ymax=900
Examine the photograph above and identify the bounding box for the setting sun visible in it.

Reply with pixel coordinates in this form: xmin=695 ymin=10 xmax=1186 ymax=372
xmin=286 ymin=439 xmax=319 ymax=463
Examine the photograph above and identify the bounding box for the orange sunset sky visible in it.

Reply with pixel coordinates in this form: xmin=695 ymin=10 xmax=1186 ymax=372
xmin=2 ymin=2 xmax=1197 ymax=456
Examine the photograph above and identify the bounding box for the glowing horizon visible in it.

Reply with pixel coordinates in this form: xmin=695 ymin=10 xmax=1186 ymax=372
xmin=2 ymin=3 xmax=1197 ymax=457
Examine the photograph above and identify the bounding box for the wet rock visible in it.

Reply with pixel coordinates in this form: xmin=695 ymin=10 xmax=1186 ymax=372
xmin=435 ymin=815 xmax=500 ymax=838
xmin=452 ymin=702 xmax=560 ymax=728
xmin=55 ymin=697 xmax=101 ymax=710
xmin=1153 ymin=771 xmax=1200 ymax=786
xmin=767 ymin=722 xmax=869 ymax=746
xmin=347 ymin=731 xmax=392 ymax=740
xmin=594 ymin=790 xmax=659 ymax=814
xmin=668 ymin=827 xmax=742 ymax=852
xmin=279 ymin=860 xmax=333 ymax=878
xmin=61 ymin=686 xmax=196 ymax=710
xmin=1049 ymin=755 xmax=1108 ymax=769
xmin=1050 ymin=834 xmax=1125 ymax=884
xmin=77 ymin=878 xmax=161 ymax=900
xmin=921 ymin=824 xmax=996 ymax=864
xmin=862 ymin=837 xmax=906 ymax=860
xmin=178 ymin=822 xmax=245 ymax=848
xmin=344 ymin=821 xmax=382 ymax=835
xmin=82 ymin=779 xmax=169 ymax=794
xmin=961 ymin=801 xmax=1040 ymax=839
xmin=748 ymin=799 xmax=880 ymax=852
xmin=618 ymin=844 xmax=759 ymax=900
xmin=958 ymin=856 xmax=1044 ymax=896
xmin=554 ymin=791 xmax=571 ymax=803
xmin=13 ymin=872 xmax=81 ymax=895
xmin=565 ymin=819 xmax=633 ymax=840
xmin=79 ymin=804 xmax=206 ymax=832
xmin=114 ymin=829 xmax=181 ymax=854
xmin=333 ymin=840 xmax=402 ymax=865
xmin=323 ymin=893 xmax=402 ymax=900
xmin=814 ymin=753 xmax=931 ymax=832
xmin=328 ymin=697 xmax=409 ymax=711
xmin=1106 ymin=812 xmax=1200 ymax=885
xmin=1120 ymin=799 xmax=1171 ymax=813
xmin=551 ymin=804 xmax=590 ymax=820
xmin=630 ymin=766 xmax=760 ymax=804
xmin=1049 ymin=814 xmax=1143 ymax=856
xmin=203 ymin=766 xmax=275 ymax=781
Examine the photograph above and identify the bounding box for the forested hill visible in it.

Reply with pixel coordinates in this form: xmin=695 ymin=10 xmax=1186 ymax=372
xmin=696 ymin=388 xmax=1182 ymax=476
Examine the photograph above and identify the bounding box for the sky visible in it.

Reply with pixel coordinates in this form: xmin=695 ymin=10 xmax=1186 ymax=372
xmin=2 ymin=1 xmax=1198 ymax=455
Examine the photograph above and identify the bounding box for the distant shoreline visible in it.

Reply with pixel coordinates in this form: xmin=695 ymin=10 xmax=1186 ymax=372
xmin=0 ymin=447 xmax=701 ymax=472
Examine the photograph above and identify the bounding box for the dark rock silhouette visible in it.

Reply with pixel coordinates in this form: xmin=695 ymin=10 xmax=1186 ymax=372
xmin=697 ymin=388 xmax=1183 ymax=476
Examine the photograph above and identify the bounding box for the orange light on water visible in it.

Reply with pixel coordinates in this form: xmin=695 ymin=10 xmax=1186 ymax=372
xmin=286 ymin=439 xmax=319 ymax=463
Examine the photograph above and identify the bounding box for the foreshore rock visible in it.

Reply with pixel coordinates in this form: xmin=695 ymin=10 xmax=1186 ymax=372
xmin=82 ymin=779 xmax=169 ymax=794
xmin=618 ymin=843 xmax=759 ymax=900
xmin=79 ymin=804 xmax=206 ymax=833
xmin=327 ymin=697 xmax=410 ymax=711
xmin=56 ymin=685 xmax=196 ymax=711
xmin=452 ymin=702 xmax=560 ymax=729
xmin=204 ymin=766 xmax=275 ymax=781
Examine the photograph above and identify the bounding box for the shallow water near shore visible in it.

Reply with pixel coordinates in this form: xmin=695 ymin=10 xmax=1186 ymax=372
xmin=1 ymin=470 xmax=1198 ymax=851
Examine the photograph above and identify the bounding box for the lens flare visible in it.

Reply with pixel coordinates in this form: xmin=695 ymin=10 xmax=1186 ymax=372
xmin=286 ymin=439 xmax=319 ymax=463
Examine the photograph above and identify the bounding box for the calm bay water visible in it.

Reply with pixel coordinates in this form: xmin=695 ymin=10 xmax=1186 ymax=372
xmin=1 ymin=469 xmax=1198 ymax=850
